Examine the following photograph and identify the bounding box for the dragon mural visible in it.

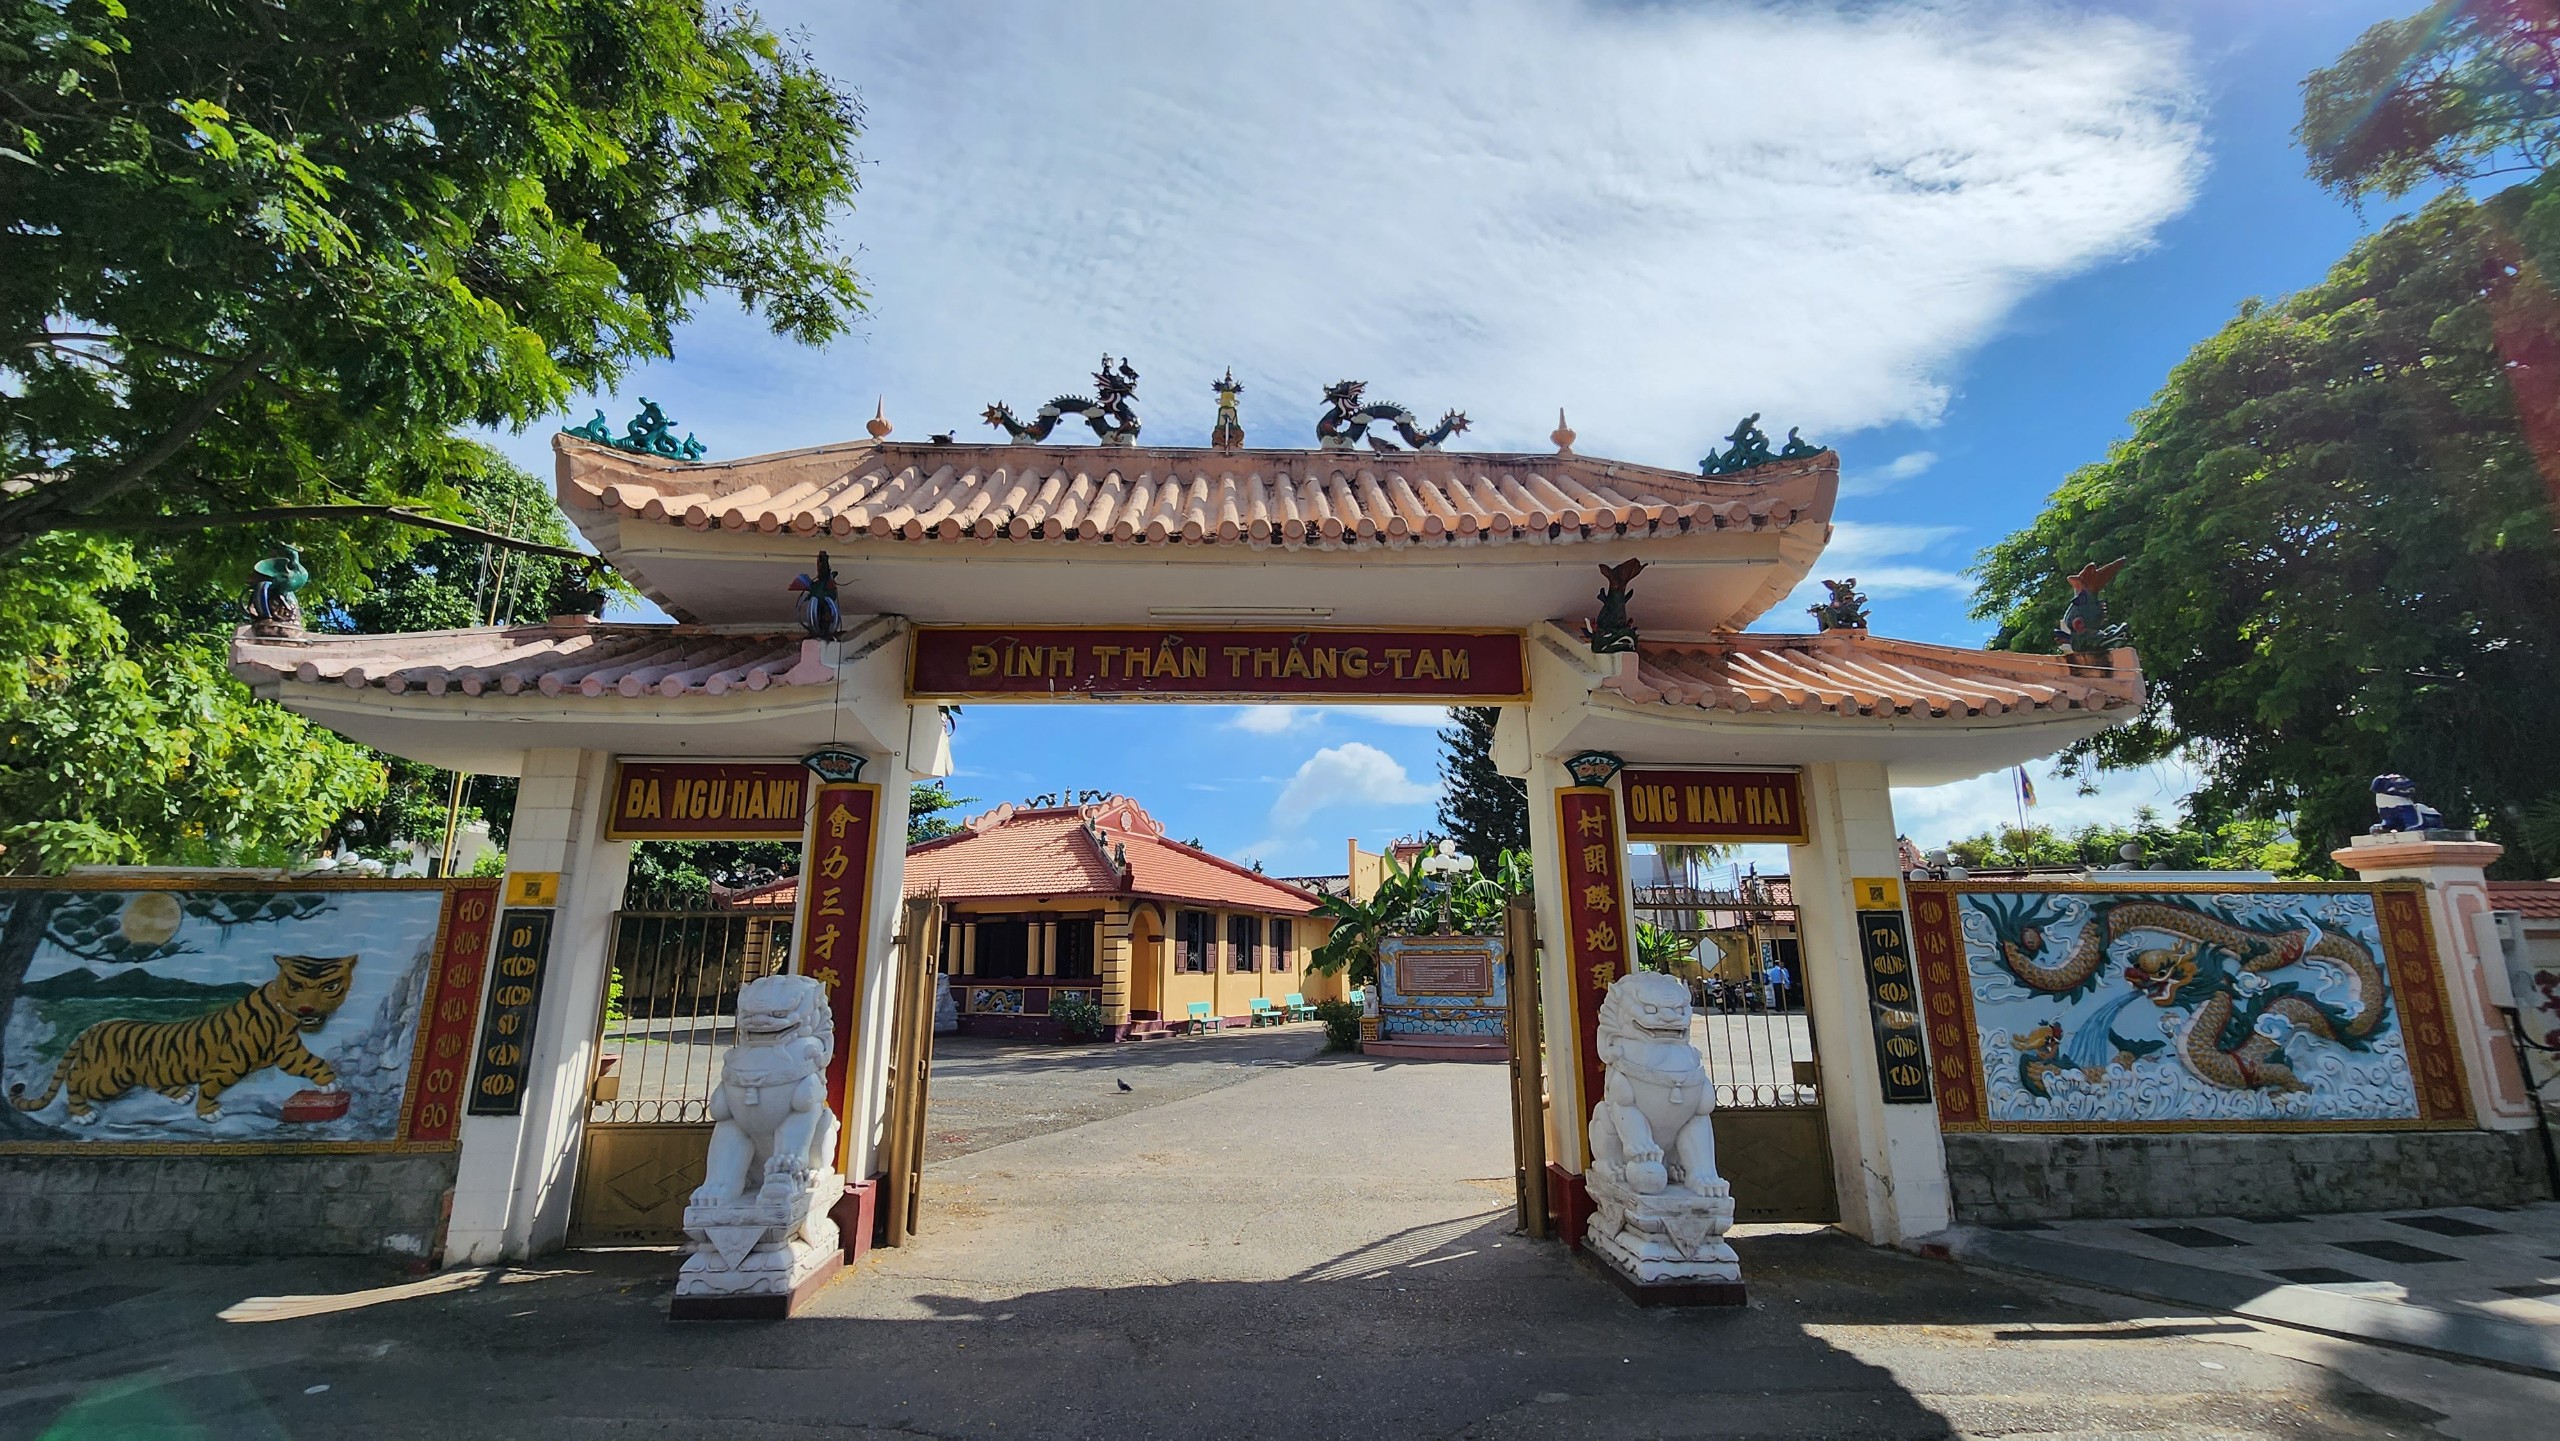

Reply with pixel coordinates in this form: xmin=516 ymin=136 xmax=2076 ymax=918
xmin=1969 ymin=892 xmax=2391 ymax=1099
xmin=1315 ymin=380 xmax=1469 ymax=452
xmin=982 ymin=355 xmax=1143 ymax=446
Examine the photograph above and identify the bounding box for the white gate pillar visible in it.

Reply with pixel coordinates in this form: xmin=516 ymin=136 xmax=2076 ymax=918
xmin=445 ymin=746 xmax=632 ymax=1263
xmin=1791 ymin=760 xmax=1950 ymax=1245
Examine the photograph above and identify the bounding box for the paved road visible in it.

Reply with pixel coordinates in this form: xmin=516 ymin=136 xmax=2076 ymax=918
xmin=5 ymin=1042 xmax=2557 ymax=1438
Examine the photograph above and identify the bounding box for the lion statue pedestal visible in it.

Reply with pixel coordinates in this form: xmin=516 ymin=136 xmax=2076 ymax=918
xmin=671 ymin=974 xmax=845 ymax=1320
xmin=1584 ymin=970 xmax=1745 ymax=1305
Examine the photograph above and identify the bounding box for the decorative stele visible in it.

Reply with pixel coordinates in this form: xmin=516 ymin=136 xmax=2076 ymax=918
xmin=790 ymin=553 xmax=843 ymax=640
xmin=2052 ymin=557 xmax=2127 ymax=655
xmin=1210 ymin=369 xmax=1246 ymax=451
xmin=241 ymin=544 xmax=309 ymax=631
xmin=983 ymin=354 xmax=1143 ymax=446
xmin=563 ymin=397 xmax=709 ymax=461
xmin=672 ymin=973 xmax=845 ymax=1319
xmin=802 ymin=748 xmax=867 ymax=784
xmin=1315 ymin=379 xmax=1470 ymax=453
xmin=1583 ymin=970 xmax=1744 ymax=1304
xmin=1582 ymin=558 xmax=1646 ymax=654
xmin=1806 ymin=577 xmax=1869 ymax=632
xmin=2369 ymin=773 xmax=2450 ymax=834
xmin=1563 ymin=749 xmax=1625 ymax=789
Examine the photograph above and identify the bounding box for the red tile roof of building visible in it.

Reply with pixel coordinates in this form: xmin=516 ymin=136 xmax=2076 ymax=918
xmin=902 ymin=796 xmax=1319 ymax=913
xmin=230 ymin=621 xmax=833 ymax=698
xmin=1601 ymin=631 xmax=2143 ymax=720
xmin=2487 ymin=880 xmax=2560 ymax=919
xmin=560 ymin=434 xmax=1832 ymax=552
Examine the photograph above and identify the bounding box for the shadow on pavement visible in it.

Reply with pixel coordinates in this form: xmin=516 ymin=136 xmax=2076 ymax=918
xmin=0 ymin=1220 xmax=2454 ymax=1440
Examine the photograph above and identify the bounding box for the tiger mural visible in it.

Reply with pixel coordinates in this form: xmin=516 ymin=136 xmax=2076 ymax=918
xmin=8 ymin=953 xmax=359 ymax=1124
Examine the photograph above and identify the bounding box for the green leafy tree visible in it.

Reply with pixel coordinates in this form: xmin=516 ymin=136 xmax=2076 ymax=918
xmin=1940 ymin=810 xmax=2308 ymax=877
xmin=907 ymin=780 xmax=973 ymax=846
xmin=1435 ymin=706 xmax=1527 ymax=867
xmin=2300 ymin=2 xmax=2560 ymax=204
xmin=1974 ymin=182 xmax=2560 ymax=873
xmin=2 ymin=0 xmax=865 ymax=610
xmin=1308 ymin=856 xmax=1428 ymax=989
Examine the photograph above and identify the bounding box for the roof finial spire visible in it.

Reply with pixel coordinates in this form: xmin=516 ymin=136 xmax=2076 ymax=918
xmin=1552 ymin=408 xmax=1576 ymax=456
xmin=866 ymin=397 xmax=892 ymax=440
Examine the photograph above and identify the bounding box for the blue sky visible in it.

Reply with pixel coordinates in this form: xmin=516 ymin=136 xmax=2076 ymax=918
xmin=482 ymin=1 xmax=2422 ymax=878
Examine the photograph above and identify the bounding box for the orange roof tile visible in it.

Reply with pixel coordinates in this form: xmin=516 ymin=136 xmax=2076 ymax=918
xmin=560 ymin=435 xmax=1831 ymax=553
xmin=230 ymin=621 xmax=832 ymax=698
xmin=901 ymin=797 xmax=1318 ymax=913
xmin=1601 ymin=631 xmax=2143 ymax=721
xmin=2488 ymin=881 xmax=2560 ymax=920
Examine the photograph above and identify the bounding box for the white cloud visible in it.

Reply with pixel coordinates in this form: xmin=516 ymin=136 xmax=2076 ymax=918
xmin=1770 ymin=520 xmax=1972 ymax=626
xmin=1270 ymin=742 xmax=1439 ymax=826
xmin=1892 ymin=755 xmax=2205 ymax=850
xmin=1226 ymin=703 xmax=1450 ymax=734
xmin=1839 ymin=450 xmax=1939 ymax=498
xmin=514 ymin=1 xmax=2201 ymax=477
xmin=1228 ymin=706 xmax=1311 ymax=735
xmin=1352 ymin=706 xmax=1458 ymax=729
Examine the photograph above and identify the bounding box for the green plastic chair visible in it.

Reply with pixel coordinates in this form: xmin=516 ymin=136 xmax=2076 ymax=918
xmin=1184 ymin=1000 xmax=1219 ymax=1035
xmin=1247 ymin=997 xmax=1277 ymax=1027
xmin=1283 ymin=992 xmax=1313 ymax=1022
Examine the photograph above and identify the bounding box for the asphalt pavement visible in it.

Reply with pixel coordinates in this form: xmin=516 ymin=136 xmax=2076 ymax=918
xmin=4 ymin=1031 xmax=2556 ymax=1438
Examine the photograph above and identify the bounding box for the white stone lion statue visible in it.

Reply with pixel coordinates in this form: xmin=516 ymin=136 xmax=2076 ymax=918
xmin=1588 ymin=969 xmax=1725 ymax=1197
xmin=677 ymin=973 xmax=845 ymax=1311
xmin=1584 ymin=969 xmax=1739 ymax=1287
xmin=692 ymin=972 xmax=839 ymax=1208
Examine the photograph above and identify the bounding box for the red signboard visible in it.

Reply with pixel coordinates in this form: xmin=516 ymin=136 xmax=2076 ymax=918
xmin=400 ymin=880 xmax=498 ymax=1145
xmin=906 ymin=626 xmax=1528 ymax=702
xmin=1618 ymin=767 xmax=1808 ymax=844
xmin=797 ymin=782 xmax=881 ymax=1173
xmin=605 ymin=761 xmax=809 ymax=840
xmin=1555 ymin=786 xmax=1630 ymax=1166
xmin=2375 ymin=885 xmax=2475 ymax=1125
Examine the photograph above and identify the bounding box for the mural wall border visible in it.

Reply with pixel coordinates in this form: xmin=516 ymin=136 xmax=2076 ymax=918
xmin=1909 ymin=878 xmax=2475 ymax=1136
xmin=0 ymin=875 xmax=497 ymax=1157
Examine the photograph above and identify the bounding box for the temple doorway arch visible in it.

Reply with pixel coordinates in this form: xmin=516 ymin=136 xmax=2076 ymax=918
xmin=231 ymin=421 xmax=2142 ymax=1264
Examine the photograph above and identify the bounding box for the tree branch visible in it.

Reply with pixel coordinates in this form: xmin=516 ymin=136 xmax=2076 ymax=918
xmin=68 ymin=505 xmax=598 ymax=563
xmin=0 ymin=349 xmax=270 ymax=559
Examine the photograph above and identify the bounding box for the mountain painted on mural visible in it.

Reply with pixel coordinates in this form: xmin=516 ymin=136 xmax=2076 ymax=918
xmin=0 ymin=888 xmax=445 ymax=1146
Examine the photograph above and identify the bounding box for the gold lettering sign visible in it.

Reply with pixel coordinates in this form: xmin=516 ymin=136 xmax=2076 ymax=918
xmin=1617 ymin=767 xmax=1809 ymax=844
xmin=908 ymin=627 xmax=1528 ymax=702
xmin=605 ymin=761 xmax=810 ymax=840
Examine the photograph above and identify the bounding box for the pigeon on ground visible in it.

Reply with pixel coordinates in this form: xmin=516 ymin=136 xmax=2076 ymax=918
xmin=1116 ymin=1078 xmax=1133 ymax=1092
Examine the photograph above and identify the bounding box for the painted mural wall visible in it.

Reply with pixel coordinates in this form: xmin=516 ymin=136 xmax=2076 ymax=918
xmin=1910 ymin=881 xmax=2474 ymax=1132
xmin=1376 ymin=934 xmax=1507 ymax=1039
xmin=0 ymin=879 xmax=494 ymax=1152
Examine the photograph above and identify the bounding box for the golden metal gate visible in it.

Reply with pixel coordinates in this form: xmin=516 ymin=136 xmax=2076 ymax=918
xmin=567 ymin=894 xmax=793 ymax=1245
xmin=1632 ymin=878 xmax=1839 ymax=1223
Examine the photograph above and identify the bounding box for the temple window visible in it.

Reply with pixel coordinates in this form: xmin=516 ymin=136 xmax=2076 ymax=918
xmin=1227 ymin=914 xmax=1259 ymax=972
xmin=1056 ymin=915 xmax=1097 ymax=979
xmin=973 ymin=918 xmax=1031 ymax=977
xmin=1268 ymin=918 xmax=1293 ymax=972
xmin=1176 ymin=910 xmax=1213 ymax=973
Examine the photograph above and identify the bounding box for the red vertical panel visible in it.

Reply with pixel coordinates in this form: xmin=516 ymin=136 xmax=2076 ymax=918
xmin=401 ymin=881 xmax=498 ymax=1145
xmin=2375 ymin=883 xmax=2475 ymax=1126
xmin=1906 ymin=883 xmax=1985 ymax=1132
xmin=797 ymin=782 xmax=882 ymax=1172
xmin=1554 ymin=787 xmax=1630 ymax=1166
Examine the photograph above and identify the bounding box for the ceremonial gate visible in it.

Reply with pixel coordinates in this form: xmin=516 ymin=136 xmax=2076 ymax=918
xmin=230 ymin=411 xmax=2149 ymax=1264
